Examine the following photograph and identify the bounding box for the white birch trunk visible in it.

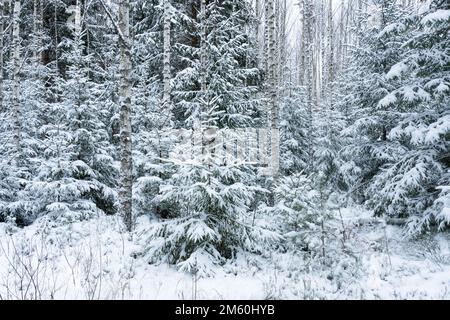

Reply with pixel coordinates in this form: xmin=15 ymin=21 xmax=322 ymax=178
xmin=274 ymin=0 xmax=279 ymax=89
xmin=0 ymin=0 xmax=4 ymax=111
xmin=200 ymin=0 xmax=206 ymax=95
xmin=278 ymin=0 xmax=287 ymax=92
xmin=303 ymin=0 xmax=314 ymax=169
xmin=39 ymin=0 xmax=43 ymax=63
xmin=75 ymin=0 xmax=81 ymax=35
xmin=267 ymin=0 xmax=279 ymax=177
xmin=342 ymin=2 xmax=350 ymax=69
xmin=299 ymin=8 xmax=305 ymax=86
xmin=199 ymin=0 xmax=206 ymax=139
xmin=327 ymin=0 xmax=334 ymax=109
xmin=12 ymin=0 xmax=21 ymax=164
xmin=319 ymin=0 xmax=325 ymax=107
xmin=264 ymin=0 xmax=270 ymax=74
xmin=33 ymin=0 xmax=37 ymax=63
xmin=162 ymin=0 xmax=171 ymax=110
xmin=255 ymin=0 xmax=262 ymax=67
xmin=118 ymin=0 xmax=133 ymax=232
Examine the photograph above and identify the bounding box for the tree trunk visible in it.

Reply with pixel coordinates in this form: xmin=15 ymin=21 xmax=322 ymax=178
xmin=320 ymin=1 xmax=326 ymax=106
xmin=274 ymin=0 xmax=279 ymax=88
xmin=118 ymin=0 xmax=133 ymax=232
xmin=264 ymin=0 xmax=270 ymax=74
xmin=162 ymin=0 xmax=171 ymax=110
xmin=39 ymin=0 xmax=43 ymax=64
xmin=299 ymin=3 xmax=305 ymax=86
xmin=337 ymin=0 xmax=344 ymax=75
xmin=200 ymin=0 xmax=206 ymax=95
xmin=303 ymin=0 xmax=314 ymax=169
xmin=327 ymin=0 xmax=334 ymax=109
xmin=33 ymin=0 xmax=37 ymax=62
xmin=75 ymin=0 xmax=81 ymax=35
xmin=278 ymin=0 xmax=287 ymax=92
xmin=12 ymin=0 xmax=21 ymax=164
xmin=266 ymin=0 xmax=279 ymax=177
xmin=0 ymin=0 xmax=4 ymax=112
xmin=255 ymin=0 xmax=262 ymax=67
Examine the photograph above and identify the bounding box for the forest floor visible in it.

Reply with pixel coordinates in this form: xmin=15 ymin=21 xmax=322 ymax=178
xmin=0 ymin=208 xmax=449 ymax=300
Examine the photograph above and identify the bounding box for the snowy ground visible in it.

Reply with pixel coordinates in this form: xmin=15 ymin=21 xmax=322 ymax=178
xmin=0 ymin=208 xmax=449 ymax=300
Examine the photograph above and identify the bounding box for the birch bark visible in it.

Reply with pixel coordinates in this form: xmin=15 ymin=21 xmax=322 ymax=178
xmin=264 ymin=0 xmax=269 ymax=74
xmin=303 ymin=0 xmax=314 ymax=169
xmin=267 ymin=0 xmax=279 ymax=177
xmin=162 ymin=0 xmax=171 ymax=110
xmin=12 ymin=0 xmax=21 ymax=164
xmin=255 ymin=0 xmax=262 ymax=66
xmin=118 ymin=0 xmax=133 ymax=232
xmin=0 ymin=0 xmax=4 ymax=112
xmin=327 ymin=0 xmax=334 ymax=109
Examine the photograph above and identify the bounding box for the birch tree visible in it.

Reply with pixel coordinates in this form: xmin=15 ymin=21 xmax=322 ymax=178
xmin=327 ymin=0 xmax=334 ymax=109
xmin=140 ymin=0 xmax=274 ymax=275
xmin=162 ymin=0 xmax=171 ymax=111
xmin=255 ymin=0 xmax=262 ymax=66
xmin=12 ymin=0 xmax=21 ymax=163
xmin=303 ymin=0 xmax=314 ymax=169
xmin=263 ymin=0 xmax=269 ymax=74
xmin=118 ymin=0 xmax=133 ymax=232
xmin=278 ymin=0 xmax=287 ymax=91
xmin=266 ymin=0 xmax=279 ymax=177
xmin=0 ymin=0 xmax=4 ymax=112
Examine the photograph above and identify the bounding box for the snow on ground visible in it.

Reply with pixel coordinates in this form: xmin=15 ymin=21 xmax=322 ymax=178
xmin=0 ymin=208 xmax=449 ymax=300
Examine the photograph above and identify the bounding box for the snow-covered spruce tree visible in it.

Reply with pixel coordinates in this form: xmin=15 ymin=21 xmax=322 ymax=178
xmin=313 ymin=102 xmax=347 ymax=195
xmin=313 ymin=3 xmax=350 ymax=197
xmin=434 ymin=170 xmax=450 ymax=231
xmin=338 ymin=1 xmax=409 ymax=202
xmin=133 ymin=0 xmax=179 ymax=219
xmin=279 ymin=84 xmax=310 ymax=175
xmin=133 ymin=78 xmax=172 ymax=219
xmin=274 ymin=173 xmax=331 ymax=255
xmin=26 ymin=5 xmax=118 ymax=226
xmin=82 ymin=0 xmax=121 ymax=150
xmin=171 ymin=0 xmax=262 ymax=129
xmin=0 ymin=0 xmax=44 ymax=225
xmin=0 ymin=0 xmax=21 ymax=223
xmin=367 ymin=1 xmax=450 ymax=235
xmin=338 ymin=0 xmax=449 ymax=235
xmin=141 ymin=0 xmax=277 ymax=275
